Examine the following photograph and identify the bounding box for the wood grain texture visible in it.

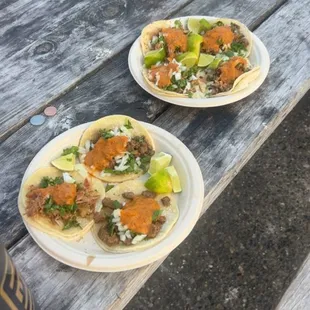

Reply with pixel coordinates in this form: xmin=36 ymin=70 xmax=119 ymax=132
xmin=0 ymin=0 xmax=193 ymax=140
xmin=6 ymin=0 xmax=310 ymax=309
xmin=0 ymin=0 xmax=287 ymax=141
xmin=277 ymin=254 xmax=310 ymax=310
xmin=0 ymin=0 xmax=285 ymax=248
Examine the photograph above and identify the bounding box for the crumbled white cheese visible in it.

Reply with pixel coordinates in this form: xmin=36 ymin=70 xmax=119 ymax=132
xmin=85 ymin=140 xmax=91 ymax=152
xmin=132 ymin=234 xmax=147 ymax=245
xmin=174 ymin=72 xmax=181 ymax=81
xmin=113 ymin=209 xmax=121 ymax=217
xmin=63 ymin=173 xmax=75 ymax=184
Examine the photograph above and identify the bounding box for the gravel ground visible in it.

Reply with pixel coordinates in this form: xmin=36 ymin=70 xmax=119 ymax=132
xmin=126 ymin=91 xmax=310 ymax=310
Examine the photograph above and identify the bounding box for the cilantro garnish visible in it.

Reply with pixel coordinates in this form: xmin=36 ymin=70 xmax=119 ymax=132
xmin=108 ymin=216 xmax=115 ymax=236
xmin=39 ymin=176 xmax=63 ymax=188
xmin=99 ymin=129 xmax=114 ymax=139
xmin=62 ymin=146 xmax=79 ymax=156
xmin=152 ymin=210 xmax=162 ymax=222
xmin=106 ymin=184 xmax=115 ymax=192
xmin=124 ymin=119 xmax=133 ymax=130
xmin=230 ymin=42 xmax=246 ymax=54
xmin=112 ymin=200 xmax=122 ymax=209
xmin=63 ymin=217 xmax=81 ymax=230
xmin=174 ymin=20 xmax=183 ymax=29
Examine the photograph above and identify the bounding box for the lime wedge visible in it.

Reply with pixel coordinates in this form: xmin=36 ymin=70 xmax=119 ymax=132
xmin=208 ymin=57 xmax=223 ymax=69
xmin=148 ymin=152 xmax=172 ymax=175
xmin=165 ymin=166 xmax=182 ymax=193
xmin=187 ymin=33 xmax=203 ymax=58
xmin=51 ymin=154 xmax=75 ymax=171
xmin=198 ymin=53 xmax=215 ymax=67
xmin=187 ymin=18 xmax=201 ymax=34
xmin=144 ymin=48 xmax=166 ymax=68
xmin=176 ymin=52 xmax=198 ymax=68
xmin=199 ymin=18 xmax=212 ymax=31
xmin=145 ymin=169 xmax=173 ymax=194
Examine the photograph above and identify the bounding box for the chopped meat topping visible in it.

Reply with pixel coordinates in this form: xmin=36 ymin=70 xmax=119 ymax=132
xmin=98 ymin=221 xmax=119 ymax=246
xmin=94 ymin=212 xmax=105 ymax=223
xmin=161 ymin=196 xmax=171 ymax=206
xmin=122 ymin=192 xmax=135 ymax=200
xmin=127 ymin=136 xmax=155 ymax=157
xmin=102 ymin=197 xmax=115 ymax=209
xmin=147 ymin=216 xmax=166 ymax=238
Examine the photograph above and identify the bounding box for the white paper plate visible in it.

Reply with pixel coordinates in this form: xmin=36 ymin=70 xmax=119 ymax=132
xmin=18 ymin=121 xmax=204 ymax=272
xmin=128 ymin=16 xmax=270 ymax=108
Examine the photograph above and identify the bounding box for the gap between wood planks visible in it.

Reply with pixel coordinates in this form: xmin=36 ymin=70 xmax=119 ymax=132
xmin=0 ymin=0 xmax=195 ymax=143
xmin=0 ymin=0 xmax=288 ymax=143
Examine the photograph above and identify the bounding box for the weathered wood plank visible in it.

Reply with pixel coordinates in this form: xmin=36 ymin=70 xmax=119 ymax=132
xmin=0 ymin=0 xmax=285 ymax=248
xmin=6 ymin=0 xmax=310 ymax=309
xmin=277 ymin=254 xmax=310 ymax=310
xmin=0 ymin=0 xmax=193 ymax=140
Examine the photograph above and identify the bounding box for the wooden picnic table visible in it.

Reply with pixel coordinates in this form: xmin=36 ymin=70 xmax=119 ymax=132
xmin=0 ymin=0 xmax=309 ymax=308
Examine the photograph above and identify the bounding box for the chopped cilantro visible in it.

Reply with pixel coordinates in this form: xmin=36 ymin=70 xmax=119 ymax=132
xmin=39 ymin=176 xmax=63 ymax=188
xmin=139 ymin=155 xmax=151 ymax=173
xmin=216 ymin=38 xmax=224 ymax=45
xmin=174 ymin=20 xmax=183 ymax=29
xmin=62 ymin=146 xmax=79 ymax=156
xmin=224 ymin=50 xmax=235 ymax=57
xmin=188 ymin=91 xmax=194 ymax=98
xmin=124 ymin=119 xmax=133 ymax=130
xmin=43 ymin=197 xmax=77 ymax=216
xmin=99 ymin=129 xmax=114 ymax=139
xmin=105 ymin=154 xmax=139 ymax=175
xmin=152 ymin=210 xmax=162 ymax=222
xmin=106 ymin=184 xmax=115 ymax=192
xmin=63 ymin=217 xmax=81 ymax=230
xmin=112 ymin=200 xmax=122 ymax=209
xmin=108 ymin=216 xmax=115 ymax=236
xmin=230 ymin=42 xmax=246 ymax=54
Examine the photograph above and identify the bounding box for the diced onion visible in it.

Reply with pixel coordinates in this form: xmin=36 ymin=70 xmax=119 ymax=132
xmin=132 ymin=234 xmax=147 ymax=245
xmin=63 ymin=173 xmax=75 ymax=183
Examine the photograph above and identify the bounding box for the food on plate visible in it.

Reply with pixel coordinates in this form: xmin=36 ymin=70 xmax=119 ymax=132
xmin=145 ymin=165 xmax=182 ymax=193
xmin=92 ymin=180 xmax=179 ymax=253
xmin=79 ymin=115 xmax=155 ymax=183
xmin=141 ymin=17 xmax=260 ymax=98
xmin=148 ymin=151 xmax=172 ymax=174
xmin=19 ymin=167 xmax=105 ymax=241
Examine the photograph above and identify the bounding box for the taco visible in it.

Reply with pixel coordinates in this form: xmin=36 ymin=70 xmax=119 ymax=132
xmin=92 ymin=180 xmax=179 ymax=253
xmin=141 ymin=17 xmax=260 ymax=98
xmin=19 ymin=167 xmax=105 ymax=241
xmin=79 ymin=115 xmax=155 ymax=183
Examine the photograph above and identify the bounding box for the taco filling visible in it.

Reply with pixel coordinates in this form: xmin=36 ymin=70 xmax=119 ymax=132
xmin=80 ymin=120 xmax=155 ymax=177
xmin=142 ymin=18 xmax=256 ymax=97
xmin=25 ymin=174 xmax=100 ymax=230
xmin=95 ymin=190 xmax=171 ymax=246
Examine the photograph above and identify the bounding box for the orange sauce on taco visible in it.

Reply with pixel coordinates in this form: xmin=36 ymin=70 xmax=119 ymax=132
xmin=84 ymin=136 xmax=128 ymax=171
xmin=27 ymin=183 xmax=77 ymax=206
xmin=219 ymin=56 xmax=247 ymax=84
xmin=202 ymin=26 xmax=234 ymax=53
xmin=162 ymin=28 xmax=187 ymax=58
xmin=150 ymin=63 xmax=178 ymax=88
xmin=120 ymin=196 xmax=160 ymax=234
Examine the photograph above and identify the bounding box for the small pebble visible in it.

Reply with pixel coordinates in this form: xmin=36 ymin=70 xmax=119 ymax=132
xmin=44 ymin=106 xmax=57 ymax=116
xmin=30 ymin=115 xmax=46 ymax=126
